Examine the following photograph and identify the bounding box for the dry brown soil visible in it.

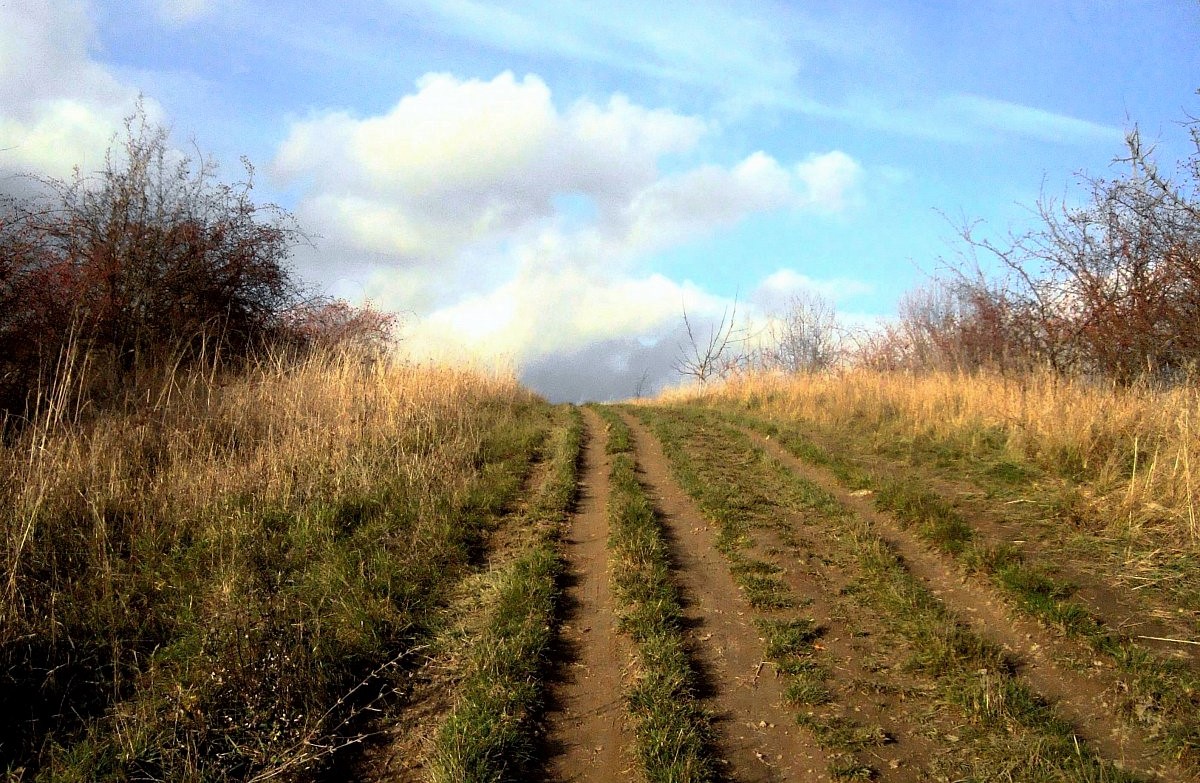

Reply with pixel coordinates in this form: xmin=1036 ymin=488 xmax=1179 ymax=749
xmin=542 ymin=409 xmax=629 ymax=780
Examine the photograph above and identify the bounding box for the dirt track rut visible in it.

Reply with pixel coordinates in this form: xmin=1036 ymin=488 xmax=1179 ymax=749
xmin=543 ymin=409 xmax=627 ymax=780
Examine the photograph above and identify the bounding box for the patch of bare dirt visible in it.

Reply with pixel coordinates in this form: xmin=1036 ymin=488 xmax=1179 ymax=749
xmin=755 ymin=517 xmax=949 ymax=780
xmin=542 ymin=408 xmax=630 ymax=781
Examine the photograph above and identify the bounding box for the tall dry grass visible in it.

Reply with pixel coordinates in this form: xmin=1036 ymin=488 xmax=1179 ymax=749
xmin=666 ymin=370 xmax=1200 ymax=546
xmin=1 ymin=349 xmax=545 ymax=780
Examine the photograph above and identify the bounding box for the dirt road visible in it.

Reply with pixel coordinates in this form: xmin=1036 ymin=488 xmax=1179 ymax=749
xmin=543 ymin=410 xmax=628 ymax=780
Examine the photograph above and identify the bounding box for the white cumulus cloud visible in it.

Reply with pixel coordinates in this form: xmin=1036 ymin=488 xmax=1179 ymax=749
xmin=795 ymin=150 xmax=864 ymax=212
xmin=274 ymin=70 xmax=868 ymax=387
xmin=394 ymin=262 xmax=727 ymax=369
xmin=0 ymin=1 xmax=151 ymax=181
xmin=625 ymin=149 xmax=866 ymax=250
xmin=274 ymin=71 xmax=708 ymax=261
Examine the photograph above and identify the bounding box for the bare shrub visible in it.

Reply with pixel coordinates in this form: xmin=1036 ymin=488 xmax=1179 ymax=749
xmin=855 ymin=278 xmax=1026 ymax=374
xmin=276 ymin=298 xmax=400 ymax=355
xmin=862 ymin=107 xmax=1200 ymax=383
xmin=0 ymin=107 xmax=305 ymax=417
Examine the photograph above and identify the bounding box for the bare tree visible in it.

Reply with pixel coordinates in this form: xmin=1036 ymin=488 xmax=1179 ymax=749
xmin=633 ymin=368 xmax=650 ymax=399
xmin=763 ymin=290 xmax=842 ymax=373
xmin=674 ymin=298 xmax=742 ymax=386
xmin=949 ymin=119 xmax=1200 ymax=382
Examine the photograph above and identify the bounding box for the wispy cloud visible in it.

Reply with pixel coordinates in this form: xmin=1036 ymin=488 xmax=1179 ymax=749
xmin=942 ymin=94 xmax=1124 ymax=145
xmin=399 ymin=1 xmax=1123 ymax=147
xmin=781 ymin=90 xmax=1124 ymax=147
xmin=400 ymin=0 xmax=801 ymax=109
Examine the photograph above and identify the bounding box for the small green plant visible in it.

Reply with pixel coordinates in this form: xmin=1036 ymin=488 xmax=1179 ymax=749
xmin=731 ymin=559 xmax=795 ymax=609
xmin=874 ymin=480 xmax=974 ymax=555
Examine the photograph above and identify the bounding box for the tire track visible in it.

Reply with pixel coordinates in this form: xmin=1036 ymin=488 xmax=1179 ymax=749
xmin=543 ymin=408 xmax=628 ymax=781
xmin=745 ymin=424 xmax=1193 ymax=783
xmin=623 ymin=412 xmax=831 ymax=782
xmin=351 ymin=429 xmax=561 ymax=783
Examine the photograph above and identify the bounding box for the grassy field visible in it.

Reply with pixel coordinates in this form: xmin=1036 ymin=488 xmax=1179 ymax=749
xmin=657 ymin=369 xmax=1200 ymax=778
xmin=6 ymin=360 xmax=1199 ymax=782
xmin=1 ymin=352 xmax=552 ymax=781
xmin=671 ymin=369 xmax=1200 ymax=547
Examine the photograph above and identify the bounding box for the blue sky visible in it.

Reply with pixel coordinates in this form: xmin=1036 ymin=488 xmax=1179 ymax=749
xmin=2 ymin=1 xmax=1197 ymax=400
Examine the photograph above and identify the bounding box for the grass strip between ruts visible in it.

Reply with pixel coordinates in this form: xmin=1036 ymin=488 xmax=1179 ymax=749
xmin=594 ymin=405 xmax=715 ymax=783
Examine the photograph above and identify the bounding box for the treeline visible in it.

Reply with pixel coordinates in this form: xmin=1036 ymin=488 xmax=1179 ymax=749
xmin=679 ymin=104 xmax=1200 ymax=386
xmin=0 ymin=109 xmax=394 ymax=421
xmin=861 ymin=112 xmax=1200 ymax=382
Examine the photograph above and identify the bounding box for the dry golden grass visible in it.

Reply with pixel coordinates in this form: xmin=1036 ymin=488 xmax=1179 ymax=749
xmin=662 ymin=370 xmax=1200 ymax=547
xmin=1 ymin=349 xmax=545 ymax=780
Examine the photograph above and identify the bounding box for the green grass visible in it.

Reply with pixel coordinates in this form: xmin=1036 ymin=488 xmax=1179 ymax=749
xmin=594 ymin=403 xmax=634 ymax=455
xmin=431 ymin=547 xmax=561 ymax=782
xmin=873 ymin=480 xmax=975 ymax=555
xmin=757 ymin=617 xmax=822 ymax=660
xmin=429 ymin=408 xmax=583 ymax=783
xmin=597 ymin=406 xmax=715 ymax=783
xmin=795 ymin=714 xmax=891 ymax=752
xmin=730 ymin=560 xmax=795 ymax=609
xmin=756 ymin=617 xmax=832 ymax=707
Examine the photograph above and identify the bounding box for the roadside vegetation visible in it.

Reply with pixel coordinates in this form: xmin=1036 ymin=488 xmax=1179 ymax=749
xmin=637 ymin=405 xmax=1154 ymax=781
xmin=1 ymin=350 xmax=550 ymax=781
xmin=1 ymin=107 xmax=393 ymax=428
xmin=676 ymin=369 xmax=1200 ymax=550
xmin=695 ymin=395 xmax=1200 ymax=771
xmin=429 ymin=408 xmax=582 ymax=783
